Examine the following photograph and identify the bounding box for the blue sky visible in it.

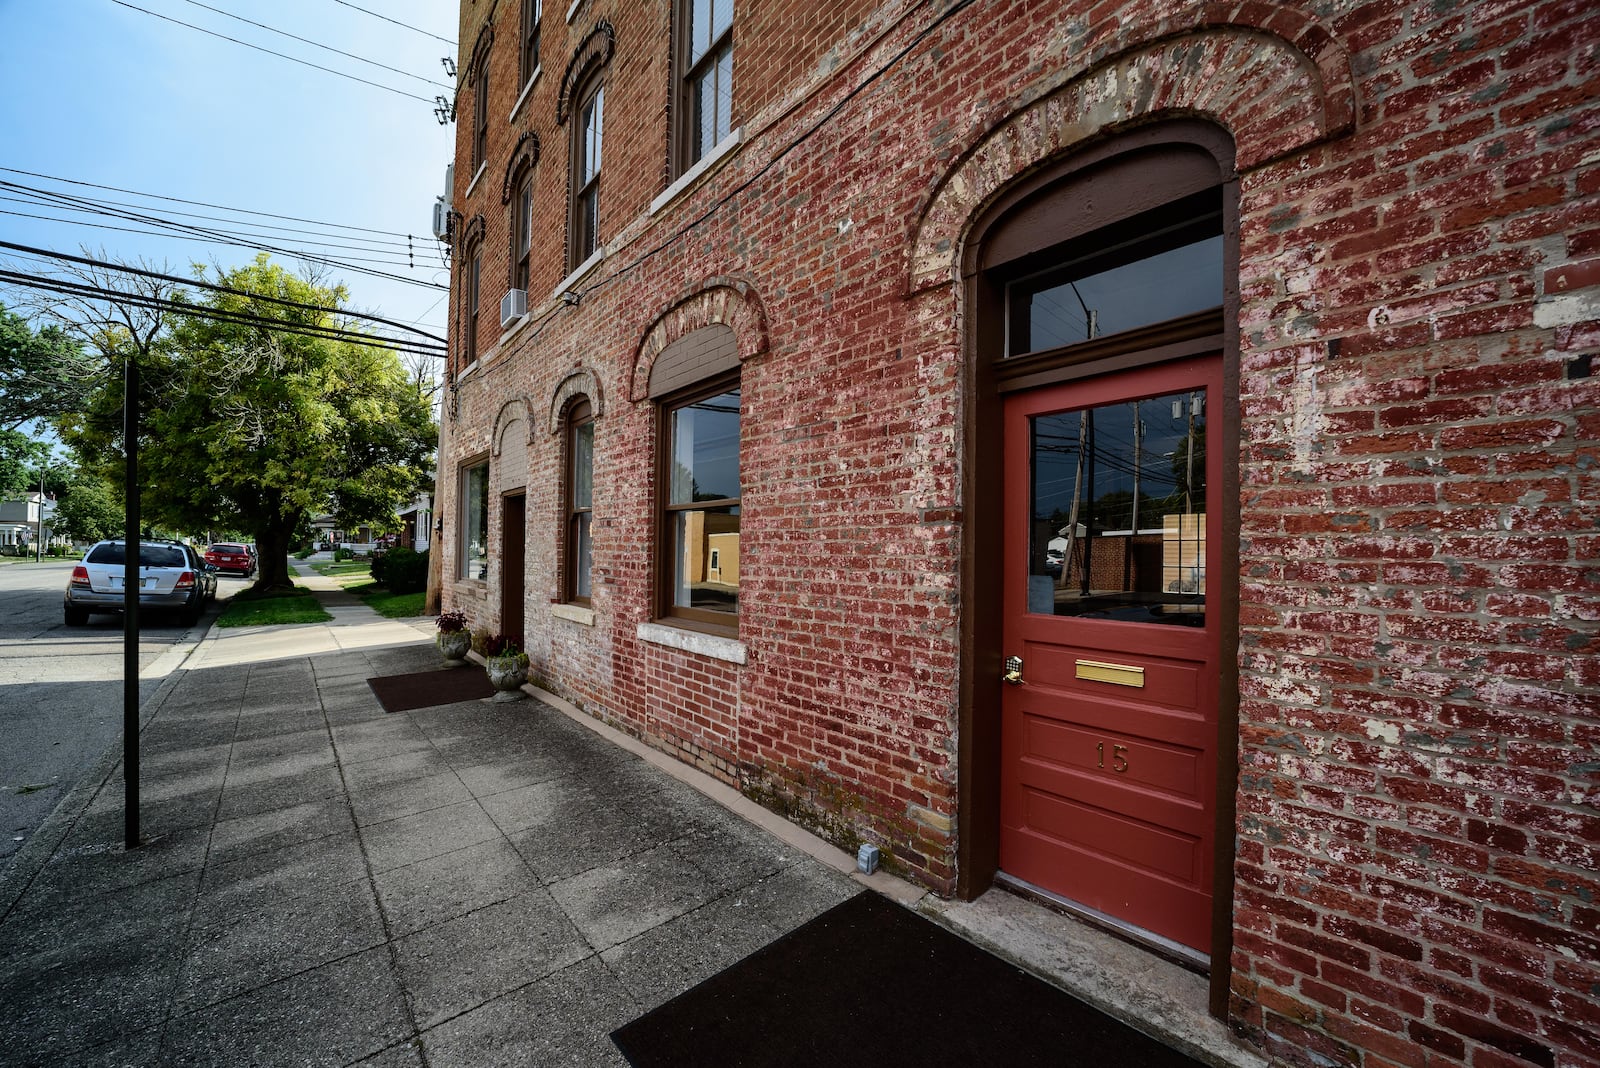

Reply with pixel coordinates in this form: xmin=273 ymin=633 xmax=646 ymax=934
xmin=0 ymin=0 xmax=458 ymax=350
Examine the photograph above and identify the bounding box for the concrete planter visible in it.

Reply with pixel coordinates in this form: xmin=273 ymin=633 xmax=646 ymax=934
xmin=436 ymin=630 xmax=471 ymax=666
xmin=485 ymin=655 xmax=528 ymax=701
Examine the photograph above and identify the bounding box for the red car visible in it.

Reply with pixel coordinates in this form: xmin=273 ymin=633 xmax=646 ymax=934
xmin=205 ymin=542 xmax=255 ymax=576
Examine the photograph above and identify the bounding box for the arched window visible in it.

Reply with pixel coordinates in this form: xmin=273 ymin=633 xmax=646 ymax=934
xmin=569 ymin=72 xmax=603 ymax=269
xmin=651 ymin=324 xmax=741 ymax=627
xmin=564 ymin=398 xmax=595 ymax=603
xmin=464 ymin=237 xmax=482 ymax=369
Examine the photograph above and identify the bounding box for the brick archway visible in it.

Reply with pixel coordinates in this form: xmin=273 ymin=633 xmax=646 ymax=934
xmin=548 ymin=368 xmax=604 ymax=435
xmin=629 ymin=278 xmax=770 ymax=403
xmin=908 ymin=13 xmax=1354 ymax=294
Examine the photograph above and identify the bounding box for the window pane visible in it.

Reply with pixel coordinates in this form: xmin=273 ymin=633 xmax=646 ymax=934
xmin=711 ymin=0 xmax=732 ymax=41
xmin=670 ymin=389 xmax=740 ymax=504
xmin=572 ymin=511 xmax=592 ymax=599
xmin=691 ymin=0 xmax=712 ymax=61
xmin=1008 ymin=203 xmax=1222 ymax=356
xmin=584 ymin=86 xmax=604 ymax=182
xmin=716 ymin=47 xmax=732 ymax=142
xmin=1028 ymin=389 xmax=1206 ymax=624
xmin=517 ymin=184 xmax=532 ymax=258
xmin=672 ymin=506 xmax=738 ymax=615
xmin=573 ymin=419 xmax=593 ymax=509
xmin=462 ymin=464 xmax=490 ymax=582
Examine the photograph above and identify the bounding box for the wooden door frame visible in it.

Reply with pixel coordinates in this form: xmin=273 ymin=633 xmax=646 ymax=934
xmin=953 ymin=120 xmax=1242 ymax=1018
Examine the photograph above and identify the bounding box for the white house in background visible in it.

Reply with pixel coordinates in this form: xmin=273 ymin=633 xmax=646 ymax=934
xmin=0 ymin=493 xmax=57 ymax=550
xmin=307 ymin=491 xmax=431 ymax=554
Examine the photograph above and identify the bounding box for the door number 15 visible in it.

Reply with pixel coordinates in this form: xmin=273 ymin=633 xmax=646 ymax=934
xmin=1096 ymin=742 xmax=1129 ymax=774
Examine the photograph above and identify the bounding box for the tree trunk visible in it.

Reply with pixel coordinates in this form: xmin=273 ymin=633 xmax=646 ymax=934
xmin=251 ymin=515 xmax=298 ymax=593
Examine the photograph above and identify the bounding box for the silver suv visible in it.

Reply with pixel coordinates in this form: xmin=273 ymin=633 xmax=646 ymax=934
xmin=64 ymin=540 xmax=218 ymax=626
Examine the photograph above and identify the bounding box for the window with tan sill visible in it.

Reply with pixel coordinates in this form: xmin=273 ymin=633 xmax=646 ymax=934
xmin=459 ymin=461 xmax=490 ymax=583
xmin=568 ymin=74 xmax=603 ymax=271
xmin=675 ymin=0 xmax=733 ymax=177
xmin=565 ymin=398 xmax=594 ymax=603
xmin=660 ymin=374 xmax=740 ymax=629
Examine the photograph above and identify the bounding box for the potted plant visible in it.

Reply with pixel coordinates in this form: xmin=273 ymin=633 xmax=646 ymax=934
xmin=481 ymin=633 xmax=529 ymax=701
xmin=435 ymin=610 xmax=471 ymax=666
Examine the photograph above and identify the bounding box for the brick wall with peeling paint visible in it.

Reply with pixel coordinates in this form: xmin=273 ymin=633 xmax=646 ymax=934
xmin=441 ymin=1 xmax=1598 ymax=1064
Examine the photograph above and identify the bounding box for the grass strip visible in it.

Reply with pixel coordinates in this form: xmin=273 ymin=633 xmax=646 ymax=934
xmin=347 ymin=581 xmax=426 ymax=618
xmin=216 ymin=586 xmax=333 ymax=627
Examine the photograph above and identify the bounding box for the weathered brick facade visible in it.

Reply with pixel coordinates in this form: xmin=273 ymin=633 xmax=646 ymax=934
xmin=439 ymin=1 xmax=1599 ymax=1064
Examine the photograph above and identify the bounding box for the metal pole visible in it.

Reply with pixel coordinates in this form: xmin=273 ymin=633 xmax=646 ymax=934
xmin=35 ymin=466 xmax=45 ymax=562
xmin=123 ymin=355 xmax=141 ymax=849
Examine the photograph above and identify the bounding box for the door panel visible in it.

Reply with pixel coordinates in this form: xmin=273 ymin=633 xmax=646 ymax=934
xmin=1001 ymin=354 xmax=1221 ymax=955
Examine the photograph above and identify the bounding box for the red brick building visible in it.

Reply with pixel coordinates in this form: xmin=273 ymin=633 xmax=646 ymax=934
xmin=436 ymin=1 xmax=1599 ymax=1063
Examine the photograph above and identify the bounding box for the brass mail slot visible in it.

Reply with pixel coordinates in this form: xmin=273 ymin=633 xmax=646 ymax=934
xmin=1075 ymin=659 xmax=1146 ymax=688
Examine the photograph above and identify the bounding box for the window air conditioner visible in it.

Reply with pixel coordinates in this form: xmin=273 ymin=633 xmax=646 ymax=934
xmin=500 ymin=288 xmax=528 ymax=328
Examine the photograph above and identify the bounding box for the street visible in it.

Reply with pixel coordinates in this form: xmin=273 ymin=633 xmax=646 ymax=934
xmin=0 ymin=558 xmax=242 ymax=874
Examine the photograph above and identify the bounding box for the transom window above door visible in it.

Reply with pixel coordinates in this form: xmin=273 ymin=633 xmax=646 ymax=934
xmin=1006 ymin=188 xmax=1223 ymax=358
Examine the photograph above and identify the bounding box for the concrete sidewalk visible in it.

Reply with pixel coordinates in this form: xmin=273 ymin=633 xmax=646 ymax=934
xmin=0 ymin=562 xmax=1263 ymax=1067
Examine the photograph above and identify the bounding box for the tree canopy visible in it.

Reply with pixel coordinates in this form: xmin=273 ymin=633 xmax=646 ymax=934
xmin=0 ymin=301 xmax=95 ymax=430
xmin=63 ymin=255 xmax=436 ymax=590
xmin=0 ymin=428 xmax=50 ymax=500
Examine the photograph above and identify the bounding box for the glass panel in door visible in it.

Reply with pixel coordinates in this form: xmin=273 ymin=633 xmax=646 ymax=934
xmin=1027 ymin=388 xmax=1207 ymax=625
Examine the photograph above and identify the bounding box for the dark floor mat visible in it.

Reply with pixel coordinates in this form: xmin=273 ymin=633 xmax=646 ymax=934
xmin=610 ymin=890 xmax=1205 ymax=1067
xmin=366 ymin=667 xmax=493 ymax=712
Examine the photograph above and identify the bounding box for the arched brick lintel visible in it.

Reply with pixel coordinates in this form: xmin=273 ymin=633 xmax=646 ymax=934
xmin=907 ymin=14 xmax=1355 ymax=294
xmin=548 ymin=368 xmax=605 ymax=435
xmin=629 ymin=278 xmax=771 ymax=403
xmin=491 ymin=397 xmax=534 ymax=456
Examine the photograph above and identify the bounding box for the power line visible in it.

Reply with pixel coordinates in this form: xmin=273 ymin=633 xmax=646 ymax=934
xmin=0 ymin=193 xmax=446 ymax=267
xmin=0 ymin=207 xmax=445 ymax=275
xmin=172 ymin=0 xmax=454 ymax=90
xmin=0 ymin=167 xmax=434 ymax=242
xmin=0 ymin=179 xmax=450 ymax=291
xmin=0 ymin=240 xmax=446 ymax=343
xmin=330 ymin=0 xmax=457 ymax=47
xmin=0 ymin=269 xmax=445 ymax=359
xmin=108 ymin=0 xmax=437 ymax=105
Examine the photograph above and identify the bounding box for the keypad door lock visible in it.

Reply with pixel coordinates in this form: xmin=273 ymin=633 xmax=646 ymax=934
xmin=1003 ymin=655 xmax=1024 ymax=685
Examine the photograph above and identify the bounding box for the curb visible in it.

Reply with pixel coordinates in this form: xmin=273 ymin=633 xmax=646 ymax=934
xmin=0 ymin=618 xmax=211 ymax=924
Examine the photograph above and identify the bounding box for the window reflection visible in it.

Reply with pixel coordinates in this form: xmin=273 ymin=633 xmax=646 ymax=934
xmin=668 ymin=387 xmax=740 ymax=618
xmin=1029 ymin=389 xmax=1205 ymax=624
xmin=462 ymin=462 xmax=490 ymax=582
xmin=1007 ymin=190 xmax=1222 ymax=357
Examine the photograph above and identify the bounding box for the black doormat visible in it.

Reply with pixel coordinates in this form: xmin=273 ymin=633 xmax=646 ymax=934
xmin=610 ymin=891 xmax=1205 ymax=1067
xmin=367 ymin=668 xmax=493 ymax=713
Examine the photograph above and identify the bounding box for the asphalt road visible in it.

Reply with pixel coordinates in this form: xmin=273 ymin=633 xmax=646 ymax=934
xmin=0 ymin=558 xmax=244 ymax=875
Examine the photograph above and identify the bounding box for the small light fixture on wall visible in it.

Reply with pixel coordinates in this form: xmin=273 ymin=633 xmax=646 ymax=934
xmin=561 ymin=290 xmax=581 ymax=307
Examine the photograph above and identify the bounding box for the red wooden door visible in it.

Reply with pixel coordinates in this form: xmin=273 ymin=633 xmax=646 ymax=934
xmin=1000 ymin=354 xmax=1222 ymax=955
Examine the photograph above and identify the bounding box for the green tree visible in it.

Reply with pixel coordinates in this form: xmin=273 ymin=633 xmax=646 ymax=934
xmin=0 ymin=301 xmax=95 ymax=429
xmin=0 ymin=429 xmax=49 ymax=500
xmin=51 ymin=473 xmax=123 ymax=544
xmin=67 ymin=256 xmax=435 ymax=591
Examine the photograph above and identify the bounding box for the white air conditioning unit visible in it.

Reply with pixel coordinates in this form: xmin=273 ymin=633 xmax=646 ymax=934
xmin=500 ymin=288 xmax=527 ymax=328
xmin=431 ymin=198 xmax=450 ymax=241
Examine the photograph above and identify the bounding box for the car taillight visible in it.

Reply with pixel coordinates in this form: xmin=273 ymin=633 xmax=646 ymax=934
xmin=176 ymin=571 xmax=196 ymax=590
xmin=71 ymin=566 xmax=90 ymax=588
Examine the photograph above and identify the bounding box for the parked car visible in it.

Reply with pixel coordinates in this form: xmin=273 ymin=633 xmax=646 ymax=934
xmin=64 ymin=539 xmax=218 ymax=627
xmin=205 ymin=541 xmax=256 ymax=576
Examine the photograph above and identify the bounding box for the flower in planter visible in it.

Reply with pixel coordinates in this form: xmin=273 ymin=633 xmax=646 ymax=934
xmin=435 ymin=610 xmax=473 ymax=665
xmin=482 ymin=633 xmax=529 ymax=700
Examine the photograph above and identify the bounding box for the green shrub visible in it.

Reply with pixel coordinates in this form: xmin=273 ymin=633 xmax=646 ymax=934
xmin=334 ymin=546 xmax=355 ymax=562
xmin=370 ymin=546 xmax=427 ymax=593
